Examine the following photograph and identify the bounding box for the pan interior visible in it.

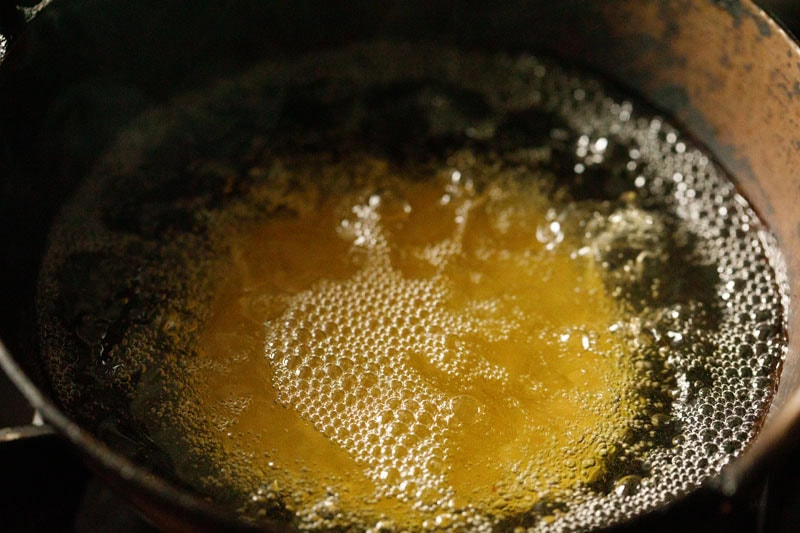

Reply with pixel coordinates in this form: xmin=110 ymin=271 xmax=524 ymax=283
xmin=35 ymin=43 xmax=787 ymax=530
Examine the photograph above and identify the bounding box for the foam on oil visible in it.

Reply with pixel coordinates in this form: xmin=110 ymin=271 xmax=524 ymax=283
xmin=184 ymin=155 xmax=638 ymax=529
xmin=36 ymin=43 xmax=787 ymax=530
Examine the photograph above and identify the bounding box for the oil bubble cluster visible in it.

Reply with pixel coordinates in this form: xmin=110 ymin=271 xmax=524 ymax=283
xmin=36 ymin=42 xmax=787 ymax=531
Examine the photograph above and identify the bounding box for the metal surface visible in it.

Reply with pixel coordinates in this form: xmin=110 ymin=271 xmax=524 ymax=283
xmin=0 ymin=337 xmax=266 ymax=531
xmin=2 ymin=0 xmax=800 ymax=530
xmin=543 ymin=0 xmax=800 ymax=496
xmin=0 ymin=423 xmax=54 ymax=442
xmin=0 ymin=1 xmax=51 ymax=64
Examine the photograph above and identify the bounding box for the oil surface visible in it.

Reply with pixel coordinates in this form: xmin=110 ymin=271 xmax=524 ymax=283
xmin=37 ymin=43 xmax=788 ymax=531
xmin=184 ymin=156 xmax=639 ymax=529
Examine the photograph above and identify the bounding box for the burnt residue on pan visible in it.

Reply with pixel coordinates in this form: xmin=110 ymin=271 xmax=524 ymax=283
xmin=33 ymin=43 xmax=788 ymax=530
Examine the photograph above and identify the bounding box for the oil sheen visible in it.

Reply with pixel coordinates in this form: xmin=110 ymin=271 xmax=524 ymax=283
xmin=36 ymin=43 xmax=788 ymax=531
xmin=192 ymin=157 xmax=637 ymax=529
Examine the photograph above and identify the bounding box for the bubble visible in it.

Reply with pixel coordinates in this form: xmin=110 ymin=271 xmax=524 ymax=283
xmin=37 ymin=42 xmax=788 ymax=533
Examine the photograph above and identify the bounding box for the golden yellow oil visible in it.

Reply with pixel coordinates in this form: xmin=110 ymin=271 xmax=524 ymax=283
xmin=181 ymin=153 xmax=636 ymax=528
xmin=38 ymin=43 xmax=788 ymax=531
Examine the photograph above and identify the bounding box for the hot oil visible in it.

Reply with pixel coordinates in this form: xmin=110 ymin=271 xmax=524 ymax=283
xmin=186 ymin=154 xmax=637 ymax=528
xmin=36 ymin=43 xmax=788 ymax=530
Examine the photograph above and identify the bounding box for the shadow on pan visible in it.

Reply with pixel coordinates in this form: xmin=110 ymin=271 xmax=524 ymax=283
xmin=2 ymin=0 xmax=800 ymax=531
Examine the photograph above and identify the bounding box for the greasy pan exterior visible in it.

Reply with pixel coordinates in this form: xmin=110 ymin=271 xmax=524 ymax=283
xmin=1 ymin=0 xmax=800 ymax=530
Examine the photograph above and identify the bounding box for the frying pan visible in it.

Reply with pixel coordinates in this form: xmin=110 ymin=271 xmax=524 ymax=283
xmin=2 ymin=0 xmax=800 ymax=530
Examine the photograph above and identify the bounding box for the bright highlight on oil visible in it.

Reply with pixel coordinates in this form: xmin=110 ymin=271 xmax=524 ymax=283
xmin=37 ymin=43 xmax=788 ymax=531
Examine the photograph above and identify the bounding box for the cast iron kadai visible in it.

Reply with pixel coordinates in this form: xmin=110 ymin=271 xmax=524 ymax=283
xmin=2 ymin=0 xmax=800 ymax=530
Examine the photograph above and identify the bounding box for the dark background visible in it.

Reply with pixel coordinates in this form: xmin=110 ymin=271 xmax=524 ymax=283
xmin=2 ymin=0 xmax=800 ymax=531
